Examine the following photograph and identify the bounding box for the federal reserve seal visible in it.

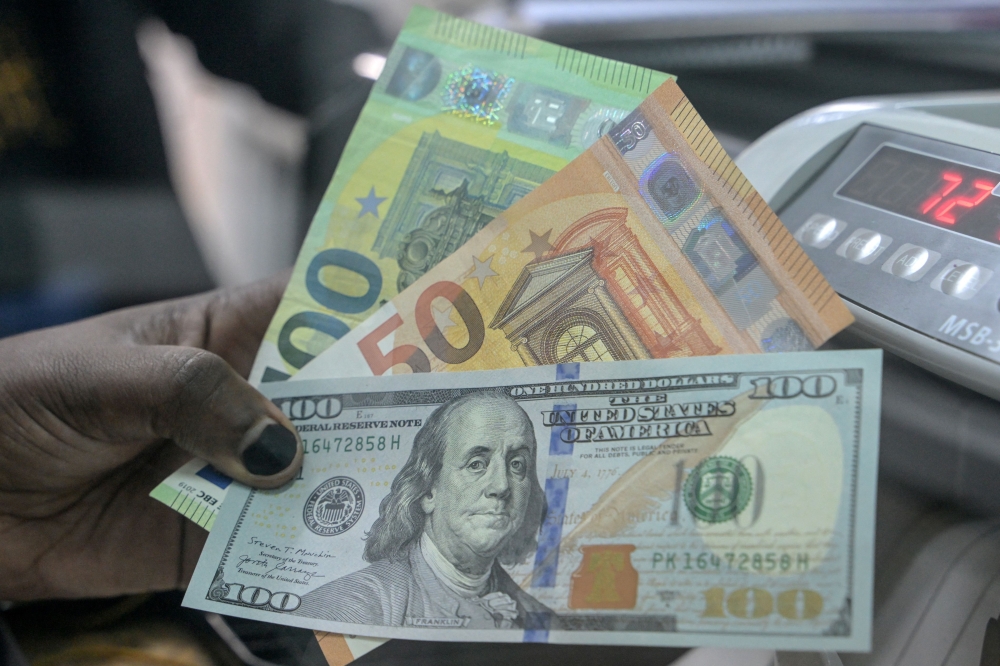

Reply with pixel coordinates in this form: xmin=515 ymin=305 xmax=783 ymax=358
xmin=683 ymin=456 xmax=752 ymax=523
xmin=303 ymin=477 xmax=365 ymax=536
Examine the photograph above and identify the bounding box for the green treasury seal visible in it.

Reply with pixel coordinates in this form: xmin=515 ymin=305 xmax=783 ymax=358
xmin=684 ymin=456 xmax=752 ymax=523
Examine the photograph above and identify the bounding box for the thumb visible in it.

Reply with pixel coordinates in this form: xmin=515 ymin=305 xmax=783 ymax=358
xmin=148 ymin=347 xmax=303 ymax=488
xmin=55 ymin=346 xmax=303 ymax=488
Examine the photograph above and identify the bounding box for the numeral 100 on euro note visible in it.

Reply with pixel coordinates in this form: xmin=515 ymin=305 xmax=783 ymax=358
xmin=278 ymin=249 xmax=382 ymax=370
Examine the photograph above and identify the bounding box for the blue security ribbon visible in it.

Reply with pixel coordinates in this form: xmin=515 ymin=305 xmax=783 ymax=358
xmin=525 ymin=364 xmax=581 ymax=642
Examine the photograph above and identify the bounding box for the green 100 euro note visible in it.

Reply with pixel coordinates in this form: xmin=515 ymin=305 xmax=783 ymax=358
xmin=249 ymin=7 xmax=673 ymax=384
xmin=184 ymin=349 xmax=882 ymax=652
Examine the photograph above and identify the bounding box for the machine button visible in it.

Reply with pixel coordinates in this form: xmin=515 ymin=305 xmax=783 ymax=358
xmin=795 ymin=214 xmax=845 ymax=249
xmin=881 ymin=244 xmax=940 ymax=281
xmin=836 ymin=228 xmax=892 ymax=265
xmin=931 ymin=261 xmax=994 ymax=300
xmin=941 ymin=264 xmax=981 ymax=297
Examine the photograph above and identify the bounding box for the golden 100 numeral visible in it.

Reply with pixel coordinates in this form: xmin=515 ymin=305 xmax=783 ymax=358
xmin=702 ymin=587 xmax=823 ymax=620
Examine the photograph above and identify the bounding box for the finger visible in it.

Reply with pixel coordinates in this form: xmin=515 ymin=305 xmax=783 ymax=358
xmin=55 ymin=271 xmax=291 ymax=376
xmin=146 ymin=345 xmax=303 ymax=487
xmin=198 ymin=271 xmax=291 ymax=374
xmin=43 ymin=345 xmax=302 ymax=488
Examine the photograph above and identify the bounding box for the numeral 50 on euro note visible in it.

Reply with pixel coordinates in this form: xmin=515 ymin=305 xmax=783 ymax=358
xmin=357 ymin=281 xmax=484 ymax=374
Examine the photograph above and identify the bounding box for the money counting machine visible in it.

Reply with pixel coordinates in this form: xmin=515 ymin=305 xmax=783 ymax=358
xmin=738 ymin=91 xmax=1000 ymax=514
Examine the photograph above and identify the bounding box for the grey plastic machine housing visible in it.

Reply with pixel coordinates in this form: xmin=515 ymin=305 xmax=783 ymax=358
xmin=737 ymin=92 xmax=1000 ymax=514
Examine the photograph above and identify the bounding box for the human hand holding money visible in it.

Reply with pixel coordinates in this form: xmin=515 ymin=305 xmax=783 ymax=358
xmin=0 ymin=274 xmax=301 ymax=601
xmin=184 ymin=349 xmax=881 ymax=652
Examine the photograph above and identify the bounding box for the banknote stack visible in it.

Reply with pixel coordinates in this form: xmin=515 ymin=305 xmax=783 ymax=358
xmin=156 ymin=6 xmax=882 ymax=660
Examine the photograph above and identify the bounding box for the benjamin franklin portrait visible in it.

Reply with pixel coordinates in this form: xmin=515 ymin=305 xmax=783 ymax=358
xmin=295 ymin=392 xmax=551 ymax=629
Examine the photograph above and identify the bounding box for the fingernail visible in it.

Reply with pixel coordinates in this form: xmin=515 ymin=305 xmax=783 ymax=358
xmin=242 ymin=423 xmax=298 ymax=476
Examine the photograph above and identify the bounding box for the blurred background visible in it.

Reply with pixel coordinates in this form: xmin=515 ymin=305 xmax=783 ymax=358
xmin=6 ymin=2 xmax=1000 ymax=665
xmin=6 ymin=0 xmax=1000 ymax=337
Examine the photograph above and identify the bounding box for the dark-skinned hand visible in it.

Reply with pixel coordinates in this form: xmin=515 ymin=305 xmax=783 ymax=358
xmin=0 ymin=274 xmax=303 ymax=601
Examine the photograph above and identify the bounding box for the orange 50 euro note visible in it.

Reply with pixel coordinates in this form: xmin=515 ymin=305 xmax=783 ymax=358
xmin=296 ymin=79 xmax=853 ymax=381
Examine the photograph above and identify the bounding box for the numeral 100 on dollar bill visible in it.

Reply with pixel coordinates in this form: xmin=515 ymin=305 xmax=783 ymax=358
xmin=702 ymin=587 xmax=824 ymax=621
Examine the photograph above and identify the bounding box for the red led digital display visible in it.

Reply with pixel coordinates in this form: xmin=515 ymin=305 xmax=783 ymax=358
xmin=918 ymin=172 xmax=994 ymax=224
xmin=838 ymin=145 xmax=1000 ymax=245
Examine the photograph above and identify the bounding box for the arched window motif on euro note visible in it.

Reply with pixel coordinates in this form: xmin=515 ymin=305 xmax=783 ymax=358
xmin=556 ymin=324 xmax=614 ymax=364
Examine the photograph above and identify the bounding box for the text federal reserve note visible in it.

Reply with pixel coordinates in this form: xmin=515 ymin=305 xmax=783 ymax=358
xmin=184 ymin=350 xmax=881 ymax=651
xmin=296 ymin=79 xmax=853 ymax=381
xmin=250 ymin=7 xmax=673 ymax=384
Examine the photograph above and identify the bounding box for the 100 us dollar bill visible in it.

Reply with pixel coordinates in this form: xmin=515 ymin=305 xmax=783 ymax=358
xmin=183 ymin=349 xmax=881 ymax=652
xmin=250 ymin=7 xmax=673 ymax=383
